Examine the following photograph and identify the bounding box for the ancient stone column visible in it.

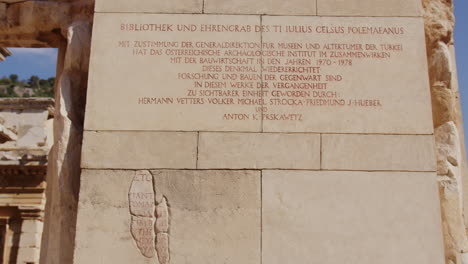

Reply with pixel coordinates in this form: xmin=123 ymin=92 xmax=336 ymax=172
xmin=40 ymin=20 xmax=92 ymax=264
xmin=424 ymin=0 xmax=468 ymax=263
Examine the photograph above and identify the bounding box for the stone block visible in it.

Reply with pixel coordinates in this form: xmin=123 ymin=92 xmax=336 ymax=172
xmin=75 ymin=170 xmax=160 ymax=264
xmin=81 ymin=131 xmax=198 ymax=169
xmin=74 ymin=169 xmax=261 ymax=264
xmin=204 ymin=0 xmax=316 ymax=15
xmin=21 ymin=219 xmax=43 ymax=233
xmin=19 ymin=233 xmax=42 ymax=248
xmin=322 ymin=134 xmax=436 ymax=171
xmin=16 ymin=247 xmax=40 ymax=263
xmin=261 ymin=16 xmax=433 ymax=134
xmin=150 ymin=170 xmax=260 ymax=264
xmin=95 ymin=0 xmax=203 ymax=13
xmin=198 ymin=132 xmax=320 ymax=169
xmin=262 ymin=170 xmax=445 ymax=264
xmin=317 ymin=0 xmax=422 ymax=16
xmin=85 ymin=13 xmax=262 ymax=132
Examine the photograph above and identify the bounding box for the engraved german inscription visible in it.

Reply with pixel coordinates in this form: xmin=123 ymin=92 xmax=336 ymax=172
xmin=87 ymin=14 xmax=432 ymax=133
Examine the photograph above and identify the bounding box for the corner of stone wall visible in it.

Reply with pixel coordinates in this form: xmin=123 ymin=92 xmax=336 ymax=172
xmin=423 ymin=0 xmax=468 ymax=263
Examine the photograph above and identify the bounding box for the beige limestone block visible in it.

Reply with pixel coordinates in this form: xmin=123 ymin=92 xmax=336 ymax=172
xmin=317 ymin=0 xmax=422 ymax=16
xmin=261 ymin=16 xmax=433 ymax=134
xmin=151 ymin=170 xmax=260 ymax=264
xmin=85 ymin=13 xmax=262 ymax=132
xmin=322 ymin=134 xmax=436 ymax=171
xmin=95 ymin=0 xmax=202 ymax=13
xmin=198 ymin=132 xmax=320 ymax=169
xmin=204 ymin=0 xmax=316 ymax=15
xmin=128 ymin=170 xmax=155 ymax=217
xmin=75 ymin=169 xmax=260 ymax=264
xmin=16 ymin=248 xmax=40 ymax=263
xmin=81 ymin=131 xmax=197 ymax=169
xmin=18 ymin=233 xmax=42 ymax=248
xmin=75 ymin=170 xmax=157 ymax=264
xmin=262 ymin=170 xmax=445 ymax=264
xmin=21 ymin=219 xmax=43 ymax=233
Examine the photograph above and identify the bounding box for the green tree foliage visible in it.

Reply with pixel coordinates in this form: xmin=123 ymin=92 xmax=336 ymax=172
xmin=9 ymin=74 xmax=18 ymax=83
xmin=0 ymin=75 xmax=54 ymax=98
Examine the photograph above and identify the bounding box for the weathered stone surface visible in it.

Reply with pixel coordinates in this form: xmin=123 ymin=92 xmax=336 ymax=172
xmin=435 ymin=122 xmax=468 ymax=263
xmin=322 ymin=134 xmax=436 ymax=171
xmin=129 ymin=171 xmax=155 ymax=218
xmin=156 ymin=233 xmax=170 ymax=264
xmin=74 ymin=170 xmax=157 ymax=264
xmin=21 ymin=219 xmax=44 ymax=233
xmin=151 ymin=170 xmax=260 ymax=264
xmin=16 ymin=247 xmax=40 ymax=263
xmin=317 ymin=0 xmax=422 ymax=16
xmin=95 ymin=0 xmax=203 ymax=13
xmin=81 ymin=131 xmax=198 ymax=169
xmin=155 ymin=197 xmax=169 ymax=233
xmin=430 ymin=41 xmax=455 ymax=128
xmin=129 ymin=171 xmax=156 ymax=258
xmin=436 ymin=122 xmax=461 ymax=184
xmin=262 ymin=16 xmax=433 ymax=134
xmin=430 ymin=41 xmax=453 ymax=88
xmin=198 ymin=132 xmax=320 ymax=169
xmin=130 ymin=216 xmax=155 ymax=258
xmin=423 ymin=0 xmax=454 ymax=48
xmin=204 ymin=0 xmax=316 ymax=15
xmin=0 ymin=98 xmax=54 ymax=150
xmin=41 ymin=21 xmax=92 ymax=264
xmin=0 ymin=122 xmax=17 ymax=143
xmin=75 ymin=169 xmax=260 ymax=264
xmin=423 ymin=1 xmax=468 ymax=262
xmin=0 ymin=1 xmax=93 ymax=47
xmin=18 ymin=233 xmax=42 ymax=248
xmin=440 ymin=187 xmax=468 ymax=264
xmin=85 ymin=13 xmax=262 ymax=132
xmin=262 ymin=170 xmax=445 ymax=264
xmin=432 ymin=84 xmax=456 ymax=128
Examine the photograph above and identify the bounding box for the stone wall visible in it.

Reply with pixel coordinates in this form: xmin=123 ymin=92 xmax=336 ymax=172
xmin=0 ymin=1 xmax=93 ymax=263
xmin=1 ymin=0 xmax=467 ymax=263
xmin=423 ymin=0 xmax=468 ymax=263
xmin=75 ymin=0 xmax=452 ymax=264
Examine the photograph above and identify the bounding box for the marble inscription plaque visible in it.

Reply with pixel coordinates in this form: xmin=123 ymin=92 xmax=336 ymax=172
xmin=86 ymin=14 xmax=432 ymax=134
xmin=262 ymin=16 xmax=431 ymax=133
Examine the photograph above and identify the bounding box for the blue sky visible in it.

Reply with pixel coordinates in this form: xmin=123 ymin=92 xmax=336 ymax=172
xmin=0 ymin=48 xmax=57 ymax=80
xmin=454 ymin=0 xmax=468 ymax=140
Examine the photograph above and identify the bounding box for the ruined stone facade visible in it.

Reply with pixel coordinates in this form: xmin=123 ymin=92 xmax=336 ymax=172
xmin=423 ymin=0 xmax=468 ymax=263
xmin=0 ymin=98 xmax=54 ymax=264
xmin=0 ymin=1 xmax=92 ymax=263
